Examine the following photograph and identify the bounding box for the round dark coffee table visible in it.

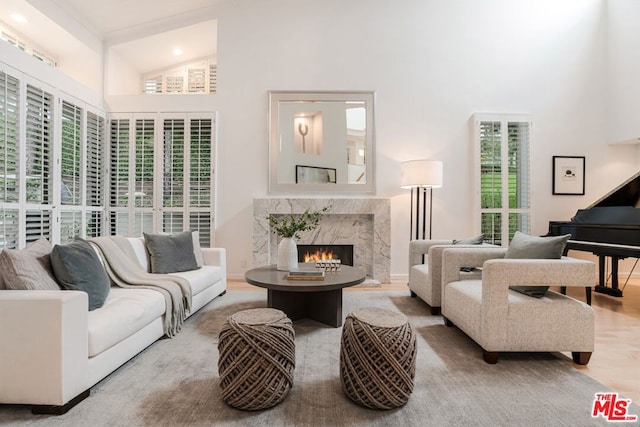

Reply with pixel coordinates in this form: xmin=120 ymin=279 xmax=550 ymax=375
xmin=245 ymin=264 xmax=366 ymax=327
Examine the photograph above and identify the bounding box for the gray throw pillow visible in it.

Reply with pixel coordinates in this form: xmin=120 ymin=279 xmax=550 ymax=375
xmin=51 ymin=238 xmax=110 ymax=311
xmin=144 ymin=231 xmax=199 ymax=274
xmin=505 ymin=231 xmax=571 ymax=298
xmin=0 ymin=238 xmax=60 ymax=291
xmin=505 ymin=231 xmax=570 ymax=259
xmin=453 ymin=234 xmax=484 ymax=245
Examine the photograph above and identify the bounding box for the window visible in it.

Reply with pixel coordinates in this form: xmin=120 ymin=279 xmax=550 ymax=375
xmin=0 ymin=65 xmax=106 ymax=248
xmin=1 ymin=27 xmax=57 ymax=67
xmin=61 ymin=100 xmax=82 ymax=205
xmin=142 ymin=58 xmax=217 ymax=95
xmin=108 ymin=114 xmax=216 ymax=246
xmin=474 ymin=114 xmax=531 ymax=246
xmin=25 ymin=84 xmax=53 ymax=204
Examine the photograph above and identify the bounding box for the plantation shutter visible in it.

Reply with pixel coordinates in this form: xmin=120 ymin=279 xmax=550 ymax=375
xmin=25 ymin=210 xmax=52 ymax=244
xmin=162 ymin=118 xmax=185 ymax=232
xmin=0 ymin=71 xmax=20 ymax=203
xmin=189 ymin=118 xmax=213 ymax=247
xmin=135 ymin=119 xmax=155 ymax=210
xmin=476 ymin=115 xmax=531 ymax=246
xmin=86 ymin=112 xmax=104 ymax=207
xmin=25 ymin=84 xmax=53 ymax=204
xmin=59 ymin=210 xmax=81 ymax=243
xmin=132 ymin=119 xmax=155 ymax=235
xmin=108 ymin=113 xmax=215 ymax=241
xmin=187 ymin=63 xmax=206 ymax=93
xmin=86 ymin=111 xmax=104 ymax=238
xmin=144 ymin=76 xmax=162 ymax=94
xmin=165 ymin=74 xmax=184 ymax=93
xmin=61 ymin=100 xmax=82 ymax=205
xmin=0 ymin=209 xmax=19 ymax=249
xmin=109 ymin=119 xmax=130 ymax=235
xmin=209 ymin=64 xmax=217 ymax=94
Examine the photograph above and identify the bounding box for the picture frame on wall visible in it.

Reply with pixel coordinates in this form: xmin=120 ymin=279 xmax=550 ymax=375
xmin=552 ymin=156 xmax=585 ymax=195
xmin=295 ymin=165 xmax=337 ymax=184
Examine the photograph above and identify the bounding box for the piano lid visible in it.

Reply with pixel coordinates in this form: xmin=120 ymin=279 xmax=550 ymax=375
xmin=588 ymin=170 xmax=640 ymax=208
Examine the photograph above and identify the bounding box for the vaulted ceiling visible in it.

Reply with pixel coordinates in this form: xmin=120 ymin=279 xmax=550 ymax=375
xmin=1 ymin=0 xmax=218 ymax=74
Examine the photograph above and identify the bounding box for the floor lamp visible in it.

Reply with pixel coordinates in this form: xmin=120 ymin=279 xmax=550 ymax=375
xmin=400 ymin=160 xmax=443 ymax=241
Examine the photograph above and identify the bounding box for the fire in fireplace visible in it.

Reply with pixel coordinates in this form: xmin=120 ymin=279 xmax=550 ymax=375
xmin=297 ymin=244 xmax=354 ymax=266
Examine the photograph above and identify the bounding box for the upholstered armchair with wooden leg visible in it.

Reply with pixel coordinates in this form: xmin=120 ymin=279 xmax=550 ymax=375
xmin=408 ymin=237 xmax=490 ymax=315
xmin=440 ymin=247 xmax=596 ymax=365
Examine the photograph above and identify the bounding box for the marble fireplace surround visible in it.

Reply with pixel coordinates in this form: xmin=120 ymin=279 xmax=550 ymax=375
xmin=253 ymin=198 xmax=390 ymax=283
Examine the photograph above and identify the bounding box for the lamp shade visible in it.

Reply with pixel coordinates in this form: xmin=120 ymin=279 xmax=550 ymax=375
xmin=400 ymin=159 xmax=443 ymax=189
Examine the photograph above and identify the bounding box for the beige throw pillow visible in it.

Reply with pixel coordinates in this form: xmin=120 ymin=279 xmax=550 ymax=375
xmin=0 ymin=239 xmax=60 ymax=290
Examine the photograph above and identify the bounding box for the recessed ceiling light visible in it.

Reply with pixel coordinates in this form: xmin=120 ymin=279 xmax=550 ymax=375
xmin=11 ymin=13 xmax=27 ymax=24
xmin=173 ymin=48 xmax=183 ymax=56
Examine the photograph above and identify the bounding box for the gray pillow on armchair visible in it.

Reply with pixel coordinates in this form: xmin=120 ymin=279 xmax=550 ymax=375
xmin=505 ymin=231 xmax=571 ymax=298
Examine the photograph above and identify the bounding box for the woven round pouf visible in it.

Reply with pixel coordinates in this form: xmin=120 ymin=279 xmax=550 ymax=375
xmin=340 ymin=307 xmax=416 ymax=409
xmin=218 ymin=308 xmax=295 ymax=410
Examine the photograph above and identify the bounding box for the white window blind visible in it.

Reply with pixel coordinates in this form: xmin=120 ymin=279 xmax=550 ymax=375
xmin=163 ymin=119 xmax=185 ymax=208
xmin=165 ymin=75 xmax=184 ymax=93
xmin=59 ymin=210 xmax=81 ymax=243
xmin=25 ymin=209 xmax=51 ymax=244
xmin=475 ymin=114 xmax=531 ymax=246
xmin=108 ymin=113 xmax=215 ymax=244
xmin=142 ymin=58 xmax=217 ymax=95
xmin=25 ymin=84 xmax=53 ymax=204
xmin=135 ymin=119 xmax=155 ymax=208
xmin=144 ymin=76 xmax=162 ymax=94
xmin=187 ymin=64 xmax=206 ymax=93
xmin=0 ymin=208 xmax=19 ymax=249
xmin=86 ymin=210 xmax=102 ymax=238
xmin=0 ymin=67 xmax=105 ymax=247
xmin=61 ymin=100 xmax=82 ymax=205
xmin=109 ymin=119 xmax=130 ymax=208
xmin=0 ymin=71 xmax=20 ymax=203
xmin=209 ymin=64 xmax=217 ymax=94
xmin=86 ymin=111 xmax=104 ymax=207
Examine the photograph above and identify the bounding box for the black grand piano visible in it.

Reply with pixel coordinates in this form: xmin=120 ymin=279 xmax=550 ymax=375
xmin=548 ymin=171 xmax=640 ymax=298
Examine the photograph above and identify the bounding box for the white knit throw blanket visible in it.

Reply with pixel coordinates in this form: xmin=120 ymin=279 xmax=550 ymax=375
xmin=89 ymin=236 xmax=192 ymax=338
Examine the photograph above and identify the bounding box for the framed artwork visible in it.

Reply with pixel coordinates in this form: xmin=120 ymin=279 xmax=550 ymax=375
xmin=552 ymin=156 xmax=585 ymax=195
xmin=295 ymin=165 xmax=337 ymax=184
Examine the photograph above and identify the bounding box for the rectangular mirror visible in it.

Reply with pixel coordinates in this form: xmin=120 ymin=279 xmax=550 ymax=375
xmin=269 ymin=91 xmax=375 ymax=193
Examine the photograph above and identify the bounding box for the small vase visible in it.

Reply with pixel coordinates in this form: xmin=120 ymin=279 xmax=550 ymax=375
xmin=277 ymin=237 xmax=299 ymax=271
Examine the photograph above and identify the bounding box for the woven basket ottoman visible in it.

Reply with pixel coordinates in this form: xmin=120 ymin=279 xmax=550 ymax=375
xmin=340 ymin=307 xmax=417 ymax=409
xmin=218 ymin=308 xmax=295 ymax=410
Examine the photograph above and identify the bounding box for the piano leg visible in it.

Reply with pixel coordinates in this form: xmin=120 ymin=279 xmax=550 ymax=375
xmin=594 ymin=255 xmax=624 ymax=297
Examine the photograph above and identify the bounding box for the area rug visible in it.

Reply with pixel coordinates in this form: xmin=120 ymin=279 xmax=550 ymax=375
xmin=1 ymin=290 xmax=637 ymax=427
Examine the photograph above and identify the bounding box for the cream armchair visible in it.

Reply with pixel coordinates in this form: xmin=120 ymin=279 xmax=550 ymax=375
xmin=440 ymin=247 xmax=595 ymax=365
xmin=408 ymin=239 xmax=489 ymax=314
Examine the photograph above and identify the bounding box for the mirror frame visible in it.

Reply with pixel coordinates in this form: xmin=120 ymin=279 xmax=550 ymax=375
xmin=269 ymin=90 xmax=376 ymax=194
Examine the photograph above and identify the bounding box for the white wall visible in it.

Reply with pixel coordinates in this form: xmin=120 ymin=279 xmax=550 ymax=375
xmin=102 ymin=0 xmax=640 ymax=280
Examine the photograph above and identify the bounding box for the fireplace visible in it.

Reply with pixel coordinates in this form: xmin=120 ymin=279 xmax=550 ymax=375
xmin=253 ymin=198 xmax=391 ymax=283
xmin=297 ymin=244 xmax=354 ymax=266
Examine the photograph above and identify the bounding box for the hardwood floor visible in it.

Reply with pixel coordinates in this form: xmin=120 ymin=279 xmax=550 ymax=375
xmin=228 ymin=278 xmax=640 ymax=403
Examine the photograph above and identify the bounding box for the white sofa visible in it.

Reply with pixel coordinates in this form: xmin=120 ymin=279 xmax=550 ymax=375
xmin=0 ymin=237 xmax=226 ymax=414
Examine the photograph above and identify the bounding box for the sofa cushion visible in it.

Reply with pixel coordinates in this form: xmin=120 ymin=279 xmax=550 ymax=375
xmin=170 ymin=265 xmax=223 ymax=296
xmin=143 ymin=231 xmax=199 ymax=274
xmin=51 ymin=238 xmax=111 ymax=311
xmin=0 ymin=239 xmax=60 ymax=291
xmin=87 ymin=287 xmax=165 ymax=357
xmin=505 ymin=231 xmax=571 ymax=298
